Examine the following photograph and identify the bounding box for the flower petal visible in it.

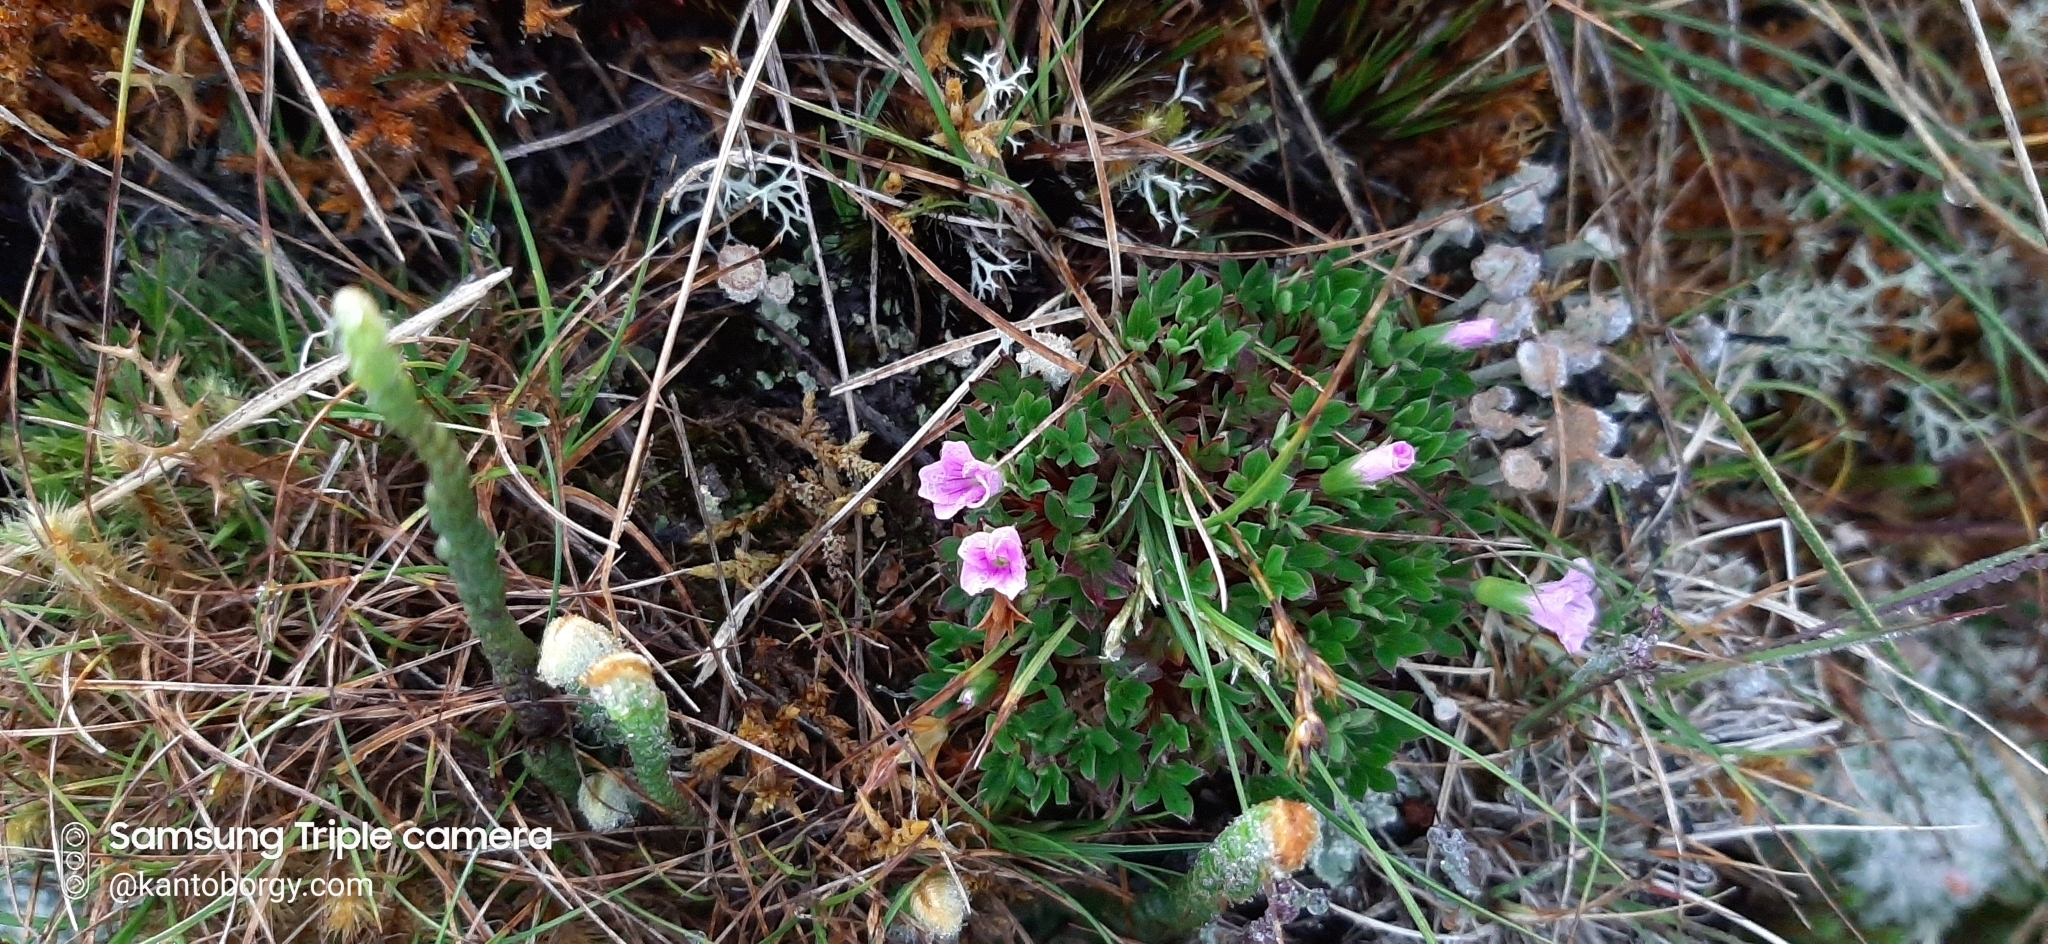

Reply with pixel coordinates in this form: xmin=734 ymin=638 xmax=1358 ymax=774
xmin=919 ymin=442 xmax=1003 ymax=518
xmin=958 ymin=527 xmax=1028 ymax=598
xmin=1528 ymin=559 xmax=1598 ymax=653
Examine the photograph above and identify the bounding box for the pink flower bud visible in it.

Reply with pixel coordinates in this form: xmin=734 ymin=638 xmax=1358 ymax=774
xmin=1322 ymin=441 xmax=1416 ymax=495
xmin=917 ymin=441 xmax=1004 ymax=519
xmin=1443 ymin=318 xmax=1499 ymax=350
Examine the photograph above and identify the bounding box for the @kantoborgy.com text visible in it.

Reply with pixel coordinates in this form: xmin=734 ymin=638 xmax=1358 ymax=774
xmin=106 ymin=871 xmax=374 ymax=904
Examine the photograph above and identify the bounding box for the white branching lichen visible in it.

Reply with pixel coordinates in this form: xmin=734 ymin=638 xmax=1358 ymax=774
xmin=1720 ymin=232 xmax=2009 ymax=460
xmin=965 ymin=48 xmax=1031 ymax=123
xmin=965 ymin=226 xmax=1026 ymax=300
xmin=2003 ymin=0 xmax=2048 ymax=58
xmin=467 ymin=52 xmax=548 ymax=120
xmin=1129 ymin=165 xmax=1209 ymax=246
xmin=724 ymin=162 xmax=808 ymax=242
xmin=1895 ymin=380 xmax=1991 ymax=462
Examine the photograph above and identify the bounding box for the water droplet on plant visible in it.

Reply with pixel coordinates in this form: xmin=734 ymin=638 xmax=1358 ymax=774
xmin=1942 ymin=178 xmax=1977 ymax=208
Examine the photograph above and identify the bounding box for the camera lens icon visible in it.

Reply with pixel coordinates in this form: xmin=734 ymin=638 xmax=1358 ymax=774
xmin=59 ymin=822 xmax=90 ymax=900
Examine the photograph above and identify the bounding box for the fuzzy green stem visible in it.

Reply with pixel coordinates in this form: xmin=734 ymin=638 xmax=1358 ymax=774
xmin=583 ymin=653 xmax=686 ymax=813
xmin=332 ymin=287 xmax=553 ymax=735
xmin=1129 ymin=799 xmax=1321 ymax=938
xmin=524 ymin=739 xmax=584 ymax=800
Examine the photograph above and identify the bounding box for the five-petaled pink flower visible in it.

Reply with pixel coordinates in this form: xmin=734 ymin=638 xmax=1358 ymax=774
xmin=918 ymin=441 xmax=1004 ymax=519
xmin=1527 ymin=558 xmax=1599 ymax=654
xmin=1444 ymin=318 xmax=1499 ymax=350
xmin=959 ymin=526 xmax=1028 ymax=598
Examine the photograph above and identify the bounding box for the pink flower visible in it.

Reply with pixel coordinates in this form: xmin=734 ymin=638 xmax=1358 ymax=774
xmin=1527 ymin=558 xmax=1599 ymax=654
xmin=918 ymin=441 xmax=1004 ymax=519
xmin=1357 ymin=441 xmax=1416 ymax=481
xmin=1321 ymin=441 xmax=1416 ymax=495
xmin=959 ymin=526 xmax=1028 ymax=598
xmin=1443 ymin=318 xmax=1499 ymax=350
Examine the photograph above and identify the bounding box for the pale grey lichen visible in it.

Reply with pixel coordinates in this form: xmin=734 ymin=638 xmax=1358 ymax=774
xmin=1469 ymin=386 xmax=1541 ymax=440
xmin=1310 ymin=792 xmax=1401 ymax=885
xmin=945 ymin=337 xmax=983 ymax=368
xmin=1515 ymin=336 xmax=1601 ymax=397
xmin=1563 ymin=293 xmax=1634 ymax=345
xmin=1581 ymin=223 xmax=1623 ymax=260
xmin=1 ymin=867 xmax=82 ymax=944
xmin=1432 ymin=208 xmax=1479 ymax=248
xmin=1015 ymin=331 xmax=1078 ymax=388
xmin=1500 ymin=447 xmax=1547 ymax=490
xmin=1488 ymin=398 xmax=1644 ymax=506
xmin=1427 ymin=825 xmax=1485 ymax=899
xmin=1801 ymin=652 xmax=2048 ymax=941
xmin=1471 ymin=244 xmax=1542 ymax=300
xmin=1716 ymin=233 xmax=2010 ymax=461
xmin=716 ymin=244 xmax=768 ymax=304
xmin=1480 ymin=295 xmax=1539 ymax=339
xmin=2004 ymin=1 xmax=2048 ymax=61
xmin=1493 ymin=161 xmax=1559 ymax=234
xmin=1894 ymin=379 xmax=1991 ymax=463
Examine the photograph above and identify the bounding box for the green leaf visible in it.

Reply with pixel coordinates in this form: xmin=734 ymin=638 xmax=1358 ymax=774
xmin=1372 ymin=629 xmax=1432 ymax=669
xmin=1150 ymin=717 xmax=1191 ymax=761
xmin=1125 ymin=297 xmax=1161 ymax=348
xmin=1269 ymin=568 xmax=1313 ymax=601
xmin=926 ymin=621 xmax=983 ymax=658
xmin=1287 ymin=542 xmax=1335 ymax=573
xmin=1138 ymin=761 xmax=1203 ymax=820
xmin=1106 ymin=675 xmax=1151 ymax=727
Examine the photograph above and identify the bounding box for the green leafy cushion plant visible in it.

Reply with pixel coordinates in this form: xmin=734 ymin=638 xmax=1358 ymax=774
xmin=917 ymin=253 xmax=1490 ymax=819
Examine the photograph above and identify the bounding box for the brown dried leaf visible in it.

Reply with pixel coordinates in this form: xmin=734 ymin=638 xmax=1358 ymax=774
xmin=522 ymin=0 xmax=580 ymax=38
